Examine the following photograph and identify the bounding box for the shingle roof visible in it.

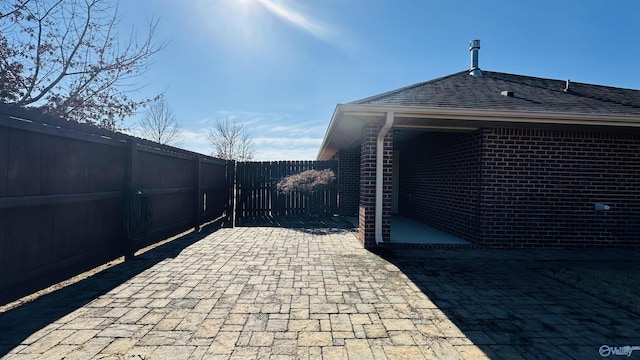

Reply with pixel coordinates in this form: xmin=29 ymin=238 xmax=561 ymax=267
xmin=352 ymin=70 xmax=640 ymax=116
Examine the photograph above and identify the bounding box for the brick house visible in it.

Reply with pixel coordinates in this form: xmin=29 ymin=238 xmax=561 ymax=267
xmin=317 ymin=40 xmax=640 ymax=249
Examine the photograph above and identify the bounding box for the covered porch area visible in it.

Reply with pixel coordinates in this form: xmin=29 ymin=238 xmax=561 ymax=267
xmin=347 ymin=216 xmax=472 ymax=246
xmin=326 ymin=108 xmax=488 ymax=248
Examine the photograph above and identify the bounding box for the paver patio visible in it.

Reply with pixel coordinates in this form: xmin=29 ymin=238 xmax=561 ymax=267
xmin=0 ymin=221 xmax=638 ymax=359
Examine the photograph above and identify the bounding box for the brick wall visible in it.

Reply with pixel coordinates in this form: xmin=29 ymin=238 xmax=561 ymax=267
xmin=398 ymin=131 xmax=482 ymax=242
xmin=336 ymin=147 xmax=360 ymax=217
xmin=349 ymin=123 xmax=640 ymax=249
xmin=358 ymin=122 xmax=393 ymax=247
xmin=479 ymin=127 xmax=640 ymax=248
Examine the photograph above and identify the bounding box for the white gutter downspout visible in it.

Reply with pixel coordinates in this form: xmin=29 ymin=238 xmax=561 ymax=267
xmin=375 ymin=111 xmax=394 ymax=244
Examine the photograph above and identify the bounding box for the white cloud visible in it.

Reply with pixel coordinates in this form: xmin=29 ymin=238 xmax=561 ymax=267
xmin=197 ymin=110 xmax=325 ymax=139
xmin=257 ymin=147 xmax=318 ymax=161
xmin=165 ymin=130 xmax=322 ymax=161
xmin=251 ymin=136 xmax=322 ymax=161
xmin=253 ymin=136 xmax=320 ymax=147
xmin=256 ymin=120 xmax=325 ymax=137
xmin=174 ymin=109 xmax=326 ymax=161
xmin=198 ymin=110 xmax=293 ymax=126
xmin=179 ymin=129 xmax=212 ymax=155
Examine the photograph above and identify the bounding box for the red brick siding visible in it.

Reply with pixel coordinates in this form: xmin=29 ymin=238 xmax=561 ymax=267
xmin=398 ymin=131 xmax=482 ymax=242
xmin=337 ymin=147 xmax=360 ymax=217
xmin=358 ymin=122 xmax=393 ymax=247
xmin=479 ymin=127 xmax=640 ymax=248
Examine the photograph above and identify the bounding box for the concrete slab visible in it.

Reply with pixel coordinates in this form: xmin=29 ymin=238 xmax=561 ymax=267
xmin=390 ymin=216 xmax=470 ymax=244
xmin=347 ymin=216 xmax=471 ymax=245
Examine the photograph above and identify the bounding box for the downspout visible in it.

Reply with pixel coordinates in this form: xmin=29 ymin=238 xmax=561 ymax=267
xmin=375 ymin=111 xmax=394 ymax=244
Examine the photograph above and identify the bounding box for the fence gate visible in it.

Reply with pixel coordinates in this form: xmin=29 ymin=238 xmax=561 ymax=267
xmin=234 ymin=160 xmax=338 ymax=221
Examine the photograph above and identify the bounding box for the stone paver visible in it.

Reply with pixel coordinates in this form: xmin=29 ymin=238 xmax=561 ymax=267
xmin=1 ymin=221 xmax=639 ymax=359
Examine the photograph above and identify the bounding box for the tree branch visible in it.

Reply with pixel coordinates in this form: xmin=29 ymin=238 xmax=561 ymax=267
xmin=17 ymin=0 xmax=92 ymax=105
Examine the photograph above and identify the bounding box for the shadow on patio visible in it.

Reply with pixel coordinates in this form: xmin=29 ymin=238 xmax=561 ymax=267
xmin=377 ymin=247 xmax=640 ymax=359
xmin=236 ymin=215 xmax=356 ymax=236
xmin=0 ymin=223 xmax=223 ymax=357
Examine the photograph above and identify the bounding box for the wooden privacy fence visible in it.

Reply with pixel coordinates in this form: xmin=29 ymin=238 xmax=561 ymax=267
xmin=0 ymin=106 xmax=343 ymax=306
xmin=234 ymin=160 xmax=338 ymax=221
xmin=0 ymin=106 xmax=231 ymax=306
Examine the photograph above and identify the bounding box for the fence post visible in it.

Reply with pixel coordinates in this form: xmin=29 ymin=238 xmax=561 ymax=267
xmin=228 ymin=160 xmax=236 ymax=228
xmin=194 ymin=155 xmax=202 ymax=232
xmin=124 ymin=141 xmax=137 ymax=261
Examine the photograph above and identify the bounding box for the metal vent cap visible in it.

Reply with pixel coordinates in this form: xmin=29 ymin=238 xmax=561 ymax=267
xmin=469 ymin=39 xmax=482 ymax=77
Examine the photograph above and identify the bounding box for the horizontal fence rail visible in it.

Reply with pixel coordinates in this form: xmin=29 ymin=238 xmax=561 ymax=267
xmin=0 ymin=105 xmax=231 ymax=306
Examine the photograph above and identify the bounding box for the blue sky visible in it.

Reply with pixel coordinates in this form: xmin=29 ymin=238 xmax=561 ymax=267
xmin=119 ymin=0 xmax=640 ymax=160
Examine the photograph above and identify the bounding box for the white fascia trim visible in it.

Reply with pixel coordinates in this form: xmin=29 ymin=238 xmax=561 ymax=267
xmin=336 ymin=104 xmax=640 ymax=126
xmin=316 ymin=105 xmax=345 ymax=160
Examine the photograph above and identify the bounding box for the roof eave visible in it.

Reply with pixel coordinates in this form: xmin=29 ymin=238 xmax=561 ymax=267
xmin=316 ymin=104 xmax=346 ymax=160
xmin=337 ymin=103 xmax=640 ymax=125
xmin=317 ymin=103 xmax=640 ymax=160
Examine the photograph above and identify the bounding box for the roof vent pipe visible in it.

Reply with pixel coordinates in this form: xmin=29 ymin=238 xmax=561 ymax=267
xmin=469 ymin=39 xmax=482 ymax=77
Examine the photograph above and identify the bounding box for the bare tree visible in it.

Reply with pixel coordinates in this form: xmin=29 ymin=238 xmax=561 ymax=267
xmin=0 ymin=0 xmax=166 ymax=130
xmin=138 ymin=97 xmax=182 ymax=145
xmin=206 ymin=118 xmax=256 ymax=161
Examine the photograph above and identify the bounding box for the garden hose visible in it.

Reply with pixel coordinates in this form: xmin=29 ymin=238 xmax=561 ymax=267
xmin=124 ymin=190 xmax=153 ymax=242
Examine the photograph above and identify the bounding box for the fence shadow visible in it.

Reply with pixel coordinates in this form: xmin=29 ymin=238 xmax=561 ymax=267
xmin=0 ymin=222 xmax=222 ymax=357
xmin=236 ymin=215 xmax=357 ymax=236
xmin=377 ymin=248 xmax=640 ymax=359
